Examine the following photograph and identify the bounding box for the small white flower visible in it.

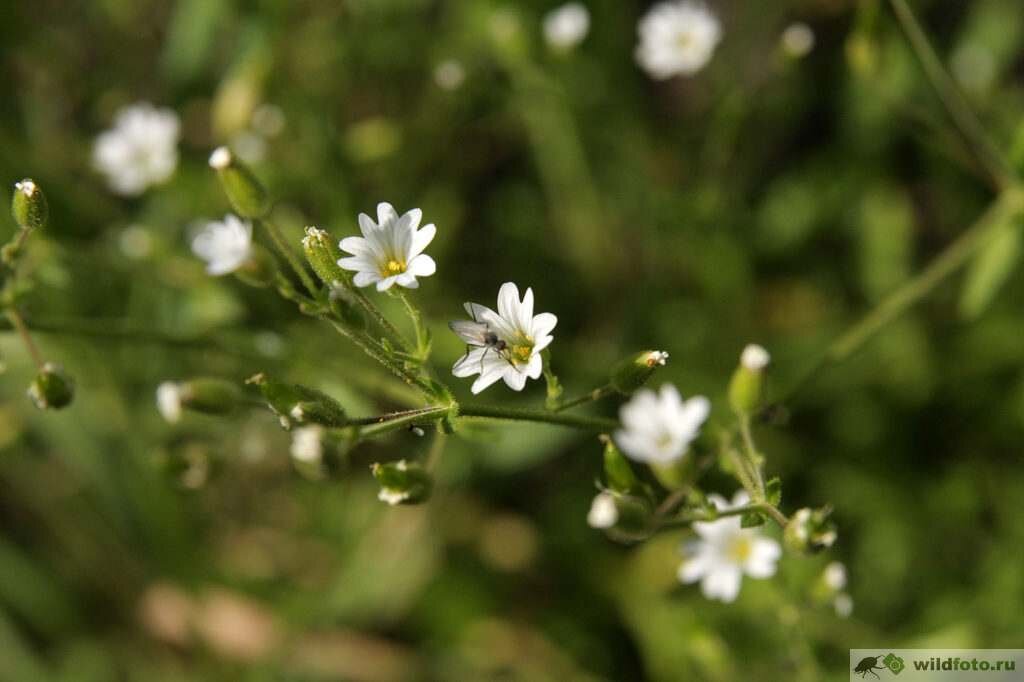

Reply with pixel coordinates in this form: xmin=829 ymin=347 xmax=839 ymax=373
xmin=191 ymin=214 xmax=253 ymax=276
xmin=93 ymin=103 xmax=180 ymax=196
xmin=434 ymin=59 xmax=466 ymax=91
xmin=450 ymin=282 xmax=557 ymax=394
xmin=15 ymin=179 xmax=38 ymax=197
xmin=156 ymin=382 xmax=182 ymax=423
xmin=614 ymin=384 xmax=709 ymax=463
xmin=635 ymin=1 xmax=722 ymax=79
xmin=834 ymin=593 xmax=854 ymax=618
xmin=587 ymin=492 xmax=619 ymax=529
xmin=379 ymin=487 xmax=410 ymax=505
xmin=823 ymin=561 xmax=847 ymax=591
xmin=677 ymin=491 xmax=782 ymax=602
xmin=740 ymin=343 xmax=770 ymax=370
xmin=290 ymin=426 xmax=324 ymax=463
xmin=544 ymin=3 xmax=590 ymax=51
xmin=337 ymin=202 xmax=437 ymax=291
xmin=781 ymin=22 xmax=815 ymax=59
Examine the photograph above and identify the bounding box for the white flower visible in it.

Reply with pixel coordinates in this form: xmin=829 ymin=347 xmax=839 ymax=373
xmin=191 ymin=214 xmax=253 ymax=275
xmin=677 ymin=491 xmax=782 ymax=602
xmin=544 ymin=3 xmax=590 ymax=51
xmin=157 ymin=382 xmax=182 ymax=423
xmin=290 ymin=426 xmax=324 ymax=463
xmin=614 ymin=384 xmax=709 ymax=463
xmin=823 ymin=561 xmax=847 ymax=591
xmin=337 ymin=202 xmax=437 ymax=291
xmin=450 ymin=282 xmax=557 ymax=394
xmin=740 ymin=343 xmax=770 ymax=370
xmin=781 ymin=22 xmax=815 ymax=59
xmin=635 ymin=1 xmax=722 ymax=79
xmin=434 ymin=59 xmax=466 ymax=91
xmin=93 ymin=103 xmax=180 ymax=196
xmin=587 ymin=492 xmax=619 ymax=529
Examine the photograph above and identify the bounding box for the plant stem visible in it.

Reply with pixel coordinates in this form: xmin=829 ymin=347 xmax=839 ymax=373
xmin=356 ymin=405 xmax=452 ymax=438
xmin=325 ymin=319 xmax=437 ymax=399
xmin=5 ymin=309 xmax=45 ymax=369
xmin=396 ymin=291 xmax=428 ymax=358
xmin=259 ymin=218 xmax=318 ymax=296
xmin=738 ymin=415 xmax=766 ymax=500
xmin=553 ymin=384 xmax=615 ymax=413
xmin=352 ymin=288 xmax=412 ymax=354
xmin=665 ymin=502 xmax=789 ymax=528
xmin=347 ymin=406 xmax=450 ymax=427
xmin=778 ymin=187 xmax=1024 ymax=404
xmin=888 ymin=0 xmax=1016 ymax=191
xmin=459 ymin=404 xmax=617 ymax=431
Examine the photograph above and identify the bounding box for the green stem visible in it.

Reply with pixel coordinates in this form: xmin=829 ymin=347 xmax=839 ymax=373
xmin=553 ymin=384 xmax=615 ymax=413
xmin=459 ymin=404 xmax=617 ymax=432
xmin=665 ymin=502 xmax=789 ymax=528
xmin=259 ymin=218 xmax=318 ymax=295
xmin=778 ymin=188 xmax=1024 ymax=404
xmin=888 ymin=0 xmax=1016 ymax=191
xmin=738 ymin=415 xmax=766 ymax=500
xmin=325 ymin=319 xmax=437 ymax=399
xmin=356 ymin=405 xmax=452 ymax=439
xmin=352 ymin=288 xmax=412 ymax=353
xmin=396 ymin=291 xmax=428 ymax=358
xmin=5 ymin=308 xmax=45 ymax=369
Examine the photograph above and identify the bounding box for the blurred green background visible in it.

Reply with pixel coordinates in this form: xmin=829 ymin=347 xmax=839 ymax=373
xmin=3 ymin=0 xmax=1024 ymax=679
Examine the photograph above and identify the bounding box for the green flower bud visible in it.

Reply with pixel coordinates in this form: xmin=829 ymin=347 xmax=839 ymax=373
xmin=209 ymin=147 xmax=269 ymax=219
xmin=610 ymin=350 xmax=669 ymax=395
xmin=302 ymin=226 xmax=349 ymax=287
xmin=11 ymin=179 xmax=48 ymax=232
xmin=371 ymin=460 xmax=432 ymax=505
xmin=246 ymin=373 xmax=347 ymax=429
xmin=728 ymin=344 xmax=770 ymax=416
xmin=180 ymin=378 xmax=242 ymax=416
xmin=27 ymin=362 xmax=74 ymax=410
xmin=783 ymin=506 xmax=837 ymax=554
xmin=601 ymin=436 xmax=639 ymax=494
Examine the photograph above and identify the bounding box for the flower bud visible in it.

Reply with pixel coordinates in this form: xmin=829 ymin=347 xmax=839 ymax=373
xmin=11 ymin=179 xmax=48 ymax=232
xmin=784 ymin=506 xmax=837 ymax=554
xmin=371 ymin=460 xmax=432 ymax=505
xmin=601 ymin=436 xmax=639 ymax=494
xmin=728 ymin=344 xmax=770 ymax=415
xmin=301 ymin=226 xmax=349 ymax=286
xmin=246 ymin=373 xmax=347 ymax=429
xmin=182 ymin=378 xmax=242 ymax=416
xmin=209 ymin=147 xmax=269 ymax=219
xmin=610 ymin=350 xmax=669 ymax=395
xmin=27 ymin=362 xmax=74 ymax=410
xmin=586 ymin=491 xmax=651 ymax=539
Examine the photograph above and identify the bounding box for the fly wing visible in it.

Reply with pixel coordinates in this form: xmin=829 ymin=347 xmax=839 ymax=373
xmin=448 ymin=320 xmax=491 ymax=346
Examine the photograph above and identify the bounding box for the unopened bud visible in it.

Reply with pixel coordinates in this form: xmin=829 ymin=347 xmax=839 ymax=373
xmin=371 ymin=459 xmax=432 ymax=505
xmin=601 ymin=436 xmax=639 ymax=494
xmin=610 ymin=350 xmax=669 ymax=395
xmin=247 ymin=373 xmax=347 ymax=429
xmin=180 ymin=378 xmax=242 ymax=417
xmin=784 ymin=506 xmax=837 ymax=554
xmin=302 ymin=226 xmax=349 ymax=286
xmin=587 ymin=491 xmax=652 ymax=540
xmin=27 ymin=362 xmax=74 ymax=410
xmin=209 ymin=147 xmax=269 ymax=219
xmin=728 ymin=344 xmax=770 ymax=415
xmin=12 ymin=179 xmax=48 ymax=232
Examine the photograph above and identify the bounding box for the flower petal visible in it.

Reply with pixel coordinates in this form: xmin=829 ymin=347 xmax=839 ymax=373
xmin=410 ymin=223 xmax=436 ymax=257
xmin=744 ymin=537 xmax=781 ymax=578
xmin=496 ymin=282 xmax=521 ymax=328
xmin=531 ymin=312 xmax=558 ymax=338
xmin=353 ymin=271 xmax=380 ymax=288
xmin=503 ymin=367 xmax=528 ymax=391
xmin=407 ymin=254 xmax=436 ymax=277
xmin=701 ymin=564 xmax=742 ymax=602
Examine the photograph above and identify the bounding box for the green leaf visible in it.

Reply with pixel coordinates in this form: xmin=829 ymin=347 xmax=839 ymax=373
xmin=959 ymin=217 xmax=1022 ymax=319
xmin=740 ymin=511 xmax=765 ymax=528
xmin=765 ymin=477 xmax=782 ymax=507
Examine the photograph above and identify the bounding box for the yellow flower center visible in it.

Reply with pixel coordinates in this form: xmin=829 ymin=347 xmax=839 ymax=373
xmin=727 ymin=536 xmax=753 ymax=563
xmin=382 ymin=259 xmax=406 ymax=276
xmin=510 ymin=343 xmax=533 ymax=363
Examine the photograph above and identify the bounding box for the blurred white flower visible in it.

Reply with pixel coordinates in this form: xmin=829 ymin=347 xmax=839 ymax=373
xmin=614 ymin=384 xmax=709 ymax=463
xmin=543 ymin=3 xmax=590 ymax=51
xmin=450 ymin=282 xmax=557 ymax=394
xmin=157 ymin=382 xmax=182 ymax=423
xmin=337 ymin=202 xmax=437 ymax=291
xmin=678 ymin=491 xmax=782 ymax=602
xmin=93 ymin=103 xmax=180 ymax=196
xmin=191 ymin=214 xmax=253 ymax=276
xmin=587 ymin=492 xmax=619 ymax=529
xmin=434 ymin=59 xmax=466 ymax=91
xmin=740 ymin=343 xmax=770 ymax=370
xmin=290 ymin=426 xmax=324 ymax=464
xmin=635 ymin=1 xmax=721 ymax=79
xmin=781 ymin=22 xmax=815 ymax=59
xmin=834 ymin=593 xmax=854 ymax=618
xmin=823 ymin=561 xmax=847 ymax=591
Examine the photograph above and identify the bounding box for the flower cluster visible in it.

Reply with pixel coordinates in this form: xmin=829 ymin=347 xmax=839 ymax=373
xmin=93 ymin=103 xmax=180 ymax=196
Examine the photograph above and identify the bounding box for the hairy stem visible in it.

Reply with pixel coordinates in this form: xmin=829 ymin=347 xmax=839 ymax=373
xmin=354 ymin=405 xmax=453 ymax=438
xmin=259 ymin=218 xmax=318 ymax=295
xmin=459 ymin=404 xmax=617 ymax=431
xmin=396 ymin=291 xmax=428 ymax=358
xmin=553 ymin=384 xmax=615 ymax=413
xmin=325 ymin=319 xmax=437 ymax=399
xmin=5 ymin=308 xmax=45 ymax=369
